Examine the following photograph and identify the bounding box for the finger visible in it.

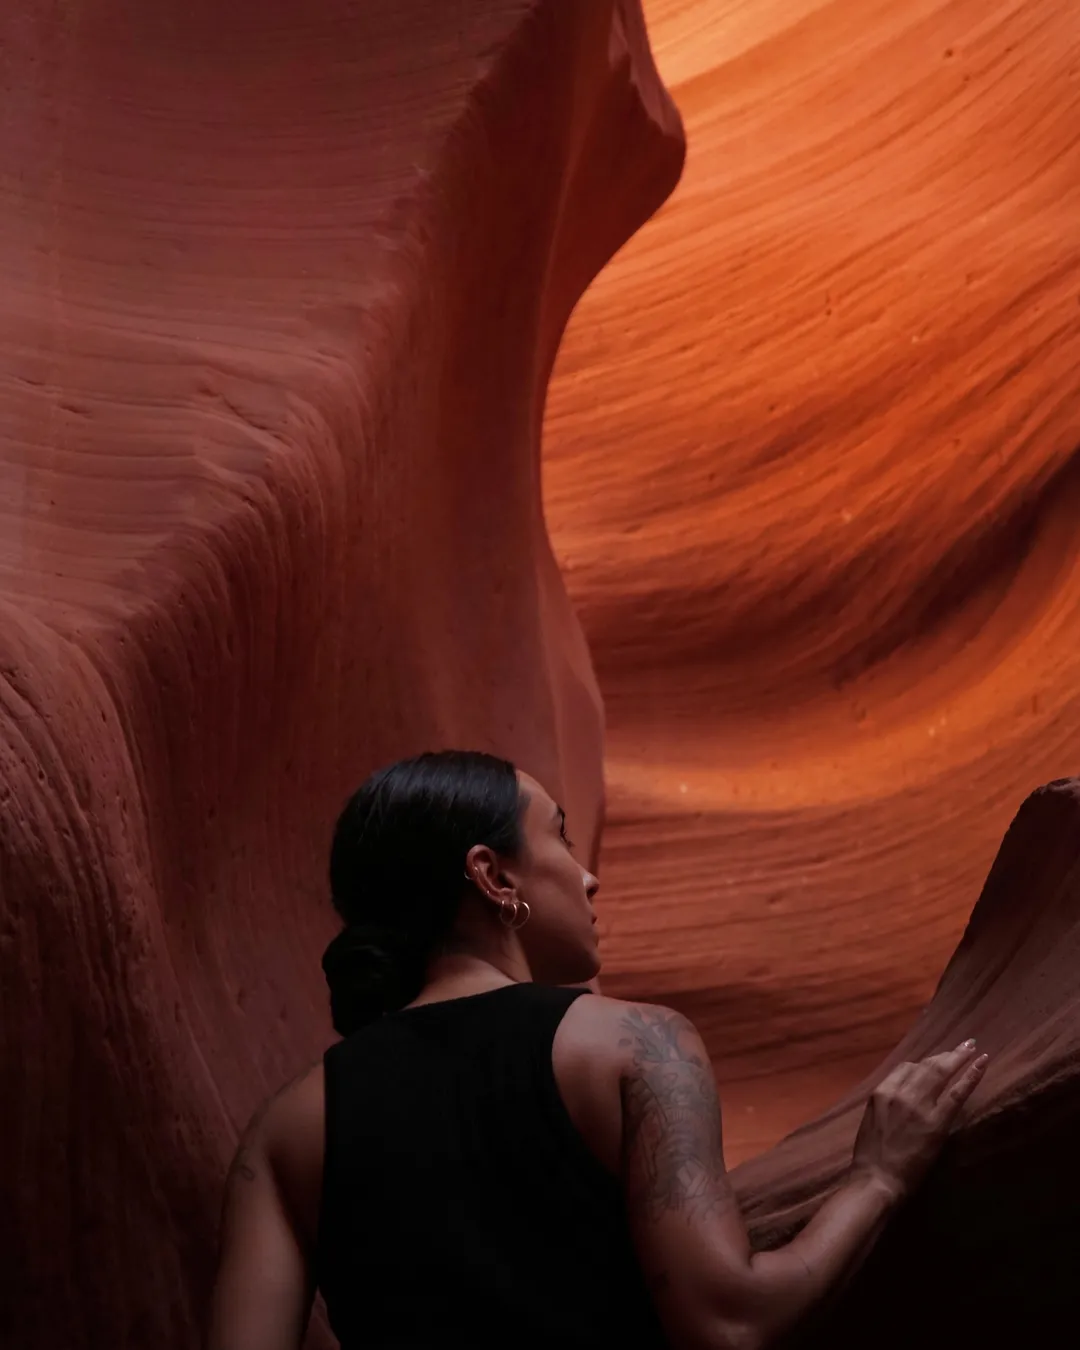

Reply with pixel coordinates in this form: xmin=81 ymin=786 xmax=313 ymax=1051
xmin=912 ymin=1040 xmax=980 ymax=1091
xmin=935 ymin=1053 xmax=990 ymax=1122
xmin=876 ymin=1060 xmax=918 ymax=1093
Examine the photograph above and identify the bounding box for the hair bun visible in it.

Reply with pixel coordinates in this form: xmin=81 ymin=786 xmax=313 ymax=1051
xmin=321 ymin=922 xmax=425 ymax=1036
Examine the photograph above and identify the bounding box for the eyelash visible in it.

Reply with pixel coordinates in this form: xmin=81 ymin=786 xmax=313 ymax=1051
xmin=561 ymin=828 xmax=575 ymax=850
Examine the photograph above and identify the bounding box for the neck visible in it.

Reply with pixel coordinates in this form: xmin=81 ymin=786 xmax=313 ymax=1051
xmin=412 ymin=947 xmax=530 ymax=1006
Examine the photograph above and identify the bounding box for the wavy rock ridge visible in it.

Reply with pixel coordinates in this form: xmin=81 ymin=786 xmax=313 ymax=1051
xmin=0 ymin=4 xmax=682 ymax=1346
xmin=546 ymin=0 xmax=1080 ymax=1160
xmin=6 ymin=0 xmax=1080 ymax=1343
xmin=736 ymin=780 xmax=1080 ymax=1343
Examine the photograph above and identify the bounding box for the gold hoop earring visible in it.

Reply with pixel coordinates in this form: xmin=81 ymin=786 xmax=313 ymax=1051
xmin=499 ymin=898 xmax=530 ymax=930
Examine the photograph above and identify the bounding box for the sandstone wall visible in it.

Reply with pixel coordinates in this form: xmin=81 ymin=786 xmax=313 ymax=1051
xmin=546 ymin=0 xmax=1080 ymax=1161
xmin=0 ymin=5 xmax=683 ymax=1345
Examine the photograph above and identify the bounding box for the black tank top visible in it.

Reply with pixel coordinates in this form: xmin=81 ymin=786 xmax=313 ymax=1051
xmin=316 ymin=982 xmax=669 ymax=1349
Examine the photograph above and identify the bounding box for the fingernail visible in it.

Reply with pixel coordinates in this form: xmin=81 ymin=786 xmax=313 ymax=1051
xmin=960 ymin=1038 xmax=976 ymax=1050
xmin=976 ymin=1053 xmax=989 ymax=1066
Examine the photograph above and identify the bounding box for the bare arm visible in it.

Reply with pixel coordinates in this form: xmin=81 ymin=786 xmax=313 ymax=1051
xmin=618 ymin=1004 xmax=985 ymax=1350
xmin=205 ymin=1106 xmax=314 ymax=1350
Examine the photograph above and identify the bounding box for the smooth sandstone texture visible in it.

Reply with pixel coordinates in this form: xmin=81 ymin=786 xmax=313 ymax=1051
xmin=545 ymin=0 xmax=1080 ymax=1160
xmin=734 ymin=779 xmax=1080 ymax=1343
xmin=5 ymin=0 xmax=1080 ymax=1344
xmin=0 ymin=5 xmax=683 ymax=1347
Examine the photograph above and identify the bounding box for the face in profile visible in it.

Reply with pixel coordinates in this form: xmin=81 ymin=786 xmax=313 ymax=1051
xmin=504 ymin=771 xmax=600 ymax=985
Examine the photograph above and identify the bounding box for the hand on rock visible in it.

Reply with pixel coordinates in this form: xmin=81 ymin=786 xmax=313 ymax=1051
xmin=852 ymin=1040 xmax=989 ymax=1200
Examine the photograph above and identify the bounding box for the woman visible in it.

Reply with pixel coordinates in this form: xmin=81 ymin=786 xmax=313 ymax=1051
xmin=207 ymin=750 xmax=987 ymax=1350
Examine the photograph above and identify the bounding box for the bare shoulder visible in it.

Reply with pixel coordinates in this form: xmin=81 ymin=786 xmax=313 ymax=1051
xmin=560 ymin=992 xmax=707 ymax=1068
xmin=228 ymin=1059 xmax=325 ymax=1250
xmin=553 ymin=994 xmax=712 ymax=1176
xmin=261 ymin=1060 xmax=324 ymax=1145
xmin=234 ymin=1060 xmax=324 ymax=1160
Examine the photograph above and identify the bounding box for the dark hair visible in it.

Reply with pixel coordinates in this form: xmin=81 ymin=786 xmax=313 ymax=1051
xmin=321 ymin=750 xmax=524 ymax=1035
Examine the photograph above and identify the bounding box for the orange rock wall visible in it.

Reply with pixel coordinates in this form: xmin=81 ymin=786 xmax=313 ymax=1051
xmin=0 ymin=4 xmax=682 ymax=1346
xmin=6 ymin=0 xmax=1080 ymax=1342
xmin=545 ymin=0 xmax=1080 ymax=1161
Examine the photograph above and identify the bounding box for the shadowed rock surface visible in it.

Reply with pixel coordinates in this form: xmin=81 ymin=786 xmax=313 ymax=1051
xmin=732 ymin=779 xmax=1080 ymax=1344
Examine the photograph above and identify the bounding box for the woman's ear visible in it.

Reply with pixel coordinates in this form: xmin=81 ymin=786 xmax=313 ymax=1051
xmin=464 ymin=844 xmax=509 ymax=899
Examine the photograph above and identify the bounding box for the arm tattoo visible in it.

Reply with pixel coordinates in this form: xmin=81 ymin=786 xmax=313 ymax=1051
xmin=225 ymin=1088 xmax=278 ymax=1190
xmin=619 ymin=1006 xmax=734 ymax=1226
xmin=225 ymin=1139 xmax=258 ymax=1187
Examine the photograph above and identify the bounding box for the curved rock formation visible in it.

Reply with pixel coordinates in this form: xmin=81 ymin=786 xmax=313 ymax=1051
xmin=734 ymin=779 xmax=1080 ymax=1343
xmin=545 ymin=0 xmax=1080 ymax=1160
xmin=0 ymin=4 xmax=683 ymax=1346
xmin=7 ymin=0 xmax=1079 ymax=1342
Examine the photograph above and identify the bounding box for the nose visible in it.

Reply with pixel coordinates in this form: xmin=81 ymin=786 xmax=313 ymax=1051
xmin=583 ymin=870 xmax=599 ymax=900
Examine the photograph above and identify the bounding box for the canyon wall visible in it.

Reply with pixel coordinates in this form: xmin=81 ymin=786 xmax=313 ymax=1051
xmin=5 ymin=0 xmax=1080 ymax=1343
xmin=734 ymin=778 xmax=1080 ymax=1343
xmin=546 ymin=0 xmax=1080 ymax=1161
xmin=0 ymin=4 xmax=683 ymax=1345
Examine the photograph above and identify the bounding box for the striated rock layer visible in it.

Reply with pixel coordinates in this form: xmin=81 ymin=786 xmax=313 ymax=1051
xmin=0 ymin=4 xmax=683 ymax=1347
xmin=6 ymin=0 xmax=1080 ymax=1342
xmin=545 ymin=0 xmax=1080 ymax=1160
xmin=734 ymin=780 xmax=1080 ymax=1343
